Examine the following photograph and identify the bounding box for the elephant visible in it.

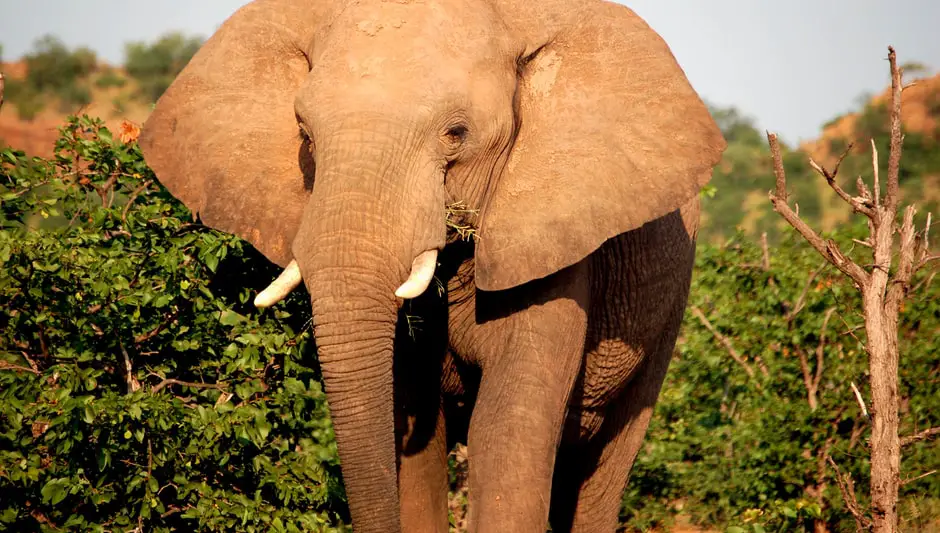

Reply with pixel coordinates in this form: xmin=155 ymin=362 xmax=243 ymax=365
xmin=138 ymin=0 xmax=726 ymax=531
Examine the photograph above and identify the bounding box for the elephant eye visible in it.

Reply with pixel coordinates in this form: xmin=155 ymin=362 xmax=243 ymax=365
xmin=444 ymin=124 xmax=468 ymax=144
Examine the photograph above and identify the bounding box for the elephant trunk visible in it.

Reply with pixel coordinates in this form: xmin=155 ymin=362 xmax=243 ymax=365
xmin=284 ymin=130 xmax=445 ymax=532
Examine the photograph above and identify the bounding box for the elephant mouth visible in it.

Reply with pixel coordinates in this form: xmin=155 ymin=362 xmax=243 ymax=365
xmin=253 ymin=248 xmax=440 ymax=308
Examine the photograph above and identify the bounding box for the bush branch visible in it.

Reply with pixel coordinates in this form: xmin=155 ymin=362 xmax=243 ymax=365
xmin=827 ymin=456 xmax=872 ymax=532
xmin=690 ymin=306 xmax=763 ymax=384
xmin=151 ymin=379 xmax=226 ymax=395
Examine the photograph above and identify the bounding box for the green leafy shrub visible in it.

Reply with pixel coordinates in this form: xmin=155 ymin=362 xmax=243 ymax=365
xmin=622 ymin=231 xmax=940 ymax=532
xmin=0 ymin=116 xmax=348 ymax=532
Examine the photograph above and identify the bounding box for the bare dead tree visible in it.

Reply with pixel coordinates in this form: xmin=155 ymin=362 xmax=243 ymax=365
xmin=767 ymin=47 xmax=937 ymax=533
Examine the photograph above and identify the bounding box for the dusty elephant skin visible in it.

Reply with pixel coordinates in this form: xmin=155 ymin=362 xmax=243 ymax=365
xmin=137 ymin=0 xmax=726 ymax=531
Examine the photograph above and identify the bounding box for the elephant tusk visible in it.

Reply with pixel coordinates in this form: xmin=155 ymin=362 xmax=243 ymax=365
xmin=254 ymin=259 xmax=303 ymax=308
xmin=394 ymin=249 xmax=438 ymax=299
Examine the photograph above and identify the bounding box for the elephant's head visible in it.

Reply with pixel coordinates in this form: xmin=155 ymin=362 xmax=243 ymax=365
xmin=139 ymin=0 xmax=725 ymax=529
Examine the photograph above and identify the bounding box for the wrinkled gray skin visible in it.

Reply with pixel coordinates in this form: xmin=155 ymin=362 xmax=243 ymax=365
xmin=139 ymin=0 xmax=726 ymax=531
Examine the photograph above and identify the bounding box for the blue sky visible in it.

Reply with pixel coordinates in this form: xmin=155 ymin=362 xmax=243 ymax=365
xmin=1 ymin=0 xmax=937 ymax=145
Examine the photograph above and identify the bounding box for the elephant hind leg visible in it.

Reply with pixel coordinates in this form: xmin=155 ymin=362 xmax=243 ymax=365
xmin=548 ymin=318 xmax=680 ymax=533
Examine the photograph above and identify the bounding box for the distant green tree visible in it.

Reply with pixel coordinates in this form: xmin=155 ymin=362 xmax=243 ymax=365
xmin=124 ymin=33 xmax=204 ymax=103
xmin=708 ymin=104 xmax=766 ymax=147
xmin=23 ymin=35 xmax=96 ymax=94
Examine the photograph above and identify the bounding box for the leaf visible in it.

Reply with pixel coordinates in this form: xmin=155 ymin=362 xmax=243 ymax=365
xmin=219 ymin=310 xmax=244 ymax=326
xmin=41 ymin=479 xmax=68 ymax=505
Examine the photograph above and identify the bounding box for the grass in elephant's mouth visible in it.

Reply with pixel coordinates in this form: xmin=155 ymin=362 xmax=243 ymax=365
xmin=445 ymin=201 xmax=479 ymax=242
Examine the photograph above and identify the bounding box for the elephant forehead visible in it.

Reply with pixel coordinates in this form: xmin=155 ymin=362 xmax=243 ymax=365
xmin=316 ymin=0 xmax=511 ymax=63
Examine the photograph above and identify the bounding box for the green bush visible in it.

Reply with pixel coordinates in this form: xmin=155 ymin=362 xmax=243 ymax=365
xmin=622 ymin=231 xmax=940 ymax=532
xmin=124 ymin=33 xmax=203 ymax=103
xmin=0 ymin=116 xmax=348 ymax=532
xmin=1 ymin=115 xmax=937 ymax=532
xmin=22 ymin=36 xmax=96 ymax=94
xmin=95 ymin=70 xmax=128 ymax=90
xmin=54 ymin=84 xmax=92 ymax=113
xmin=2 ymin=78 xmax=46 ymax=121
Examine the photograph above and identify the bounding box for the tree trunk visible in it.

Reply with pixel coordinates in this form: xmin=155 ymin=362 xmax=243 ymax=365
xmin=865 ymin=210 xmax=901 ymax=533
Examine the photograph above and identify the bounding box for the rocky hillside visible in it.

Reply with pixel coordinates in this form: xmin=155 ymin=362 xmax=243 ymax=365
xmin=700 ymin=72 xmax=940 ymax=244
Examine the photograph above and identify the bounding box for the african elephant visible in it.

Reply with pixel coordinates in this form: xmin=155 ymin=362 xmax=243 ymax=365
xmin=139 ymin=0 xmax=725 ymax=531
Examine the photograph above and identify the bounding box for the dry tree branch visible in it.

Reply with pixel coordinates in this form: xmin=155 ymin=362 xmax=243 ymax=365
xmin=122 ymin=179 xmax=154 ymax=223
xmin=827 ymin=456 xmax=873 ymax=532
xmin=884 ymin=47 xmax=903 ymax=212
xmin=690 ymin=306 xmax=764 ymax=384
xmin=813 ymin=308 xmax=835 ymax=397
xmin=150 ymin=379 xmax=226 ymax=395
xmin=796 ymin=348 xmax=815 ymax=409
xmin=798 ymin=307 xmax=835 ymax=410
xmin=911 ymin=270 xmax=936 ymax=293
xmin=871 ymin=140 xmax=881 ymax=207
xmin=786 ymin=260 xmax=828 ymax=324
xmin=0 ymin=361 xmax=41 ymax=375
xmin=900 ymin=426 xmax=940 ymax=447
xmin=118 ymin=339 xmax=141 ymax=393
xmin=767 ymin=133 xmax=870 ymax=288
xmin=900 ymin=470 xmax=937 ymax=487
xmin=808 ymin=151 xmax=876 ymax=218
xmin=0 ymin=72 xmax=4 ymax=113
xmin=760 ymin=231 xmax=771 ymax=271
xmin=850 ymin=381 xmax=870 ymax=420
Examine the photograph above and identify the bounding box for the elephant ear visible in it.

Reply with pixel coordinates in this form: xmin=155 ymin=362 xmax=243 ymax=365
xmin=139 ymin=0 xmax=324 ymax=267
xmin=475 ymin=0 xmax=726 ymax=291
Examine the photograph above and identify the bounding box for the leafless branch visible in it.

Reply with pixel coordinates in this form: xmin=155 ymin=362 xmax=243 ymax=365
xmin=870 ymin=140 xmax=881 ymax=208
xmin=151 ymin=379 xmax=226 ymax=395
xmin=767 ymin=133 xmax=870 ymax=288
xmin=911 ymin=270 xmax=936 ymax=293
xmin=760 ymin=232 xmax=771 ymax=271
xmin=122 ymin=179 xmax=154 ymax=222
xmin=119 ymin=339 xmax=141 ymax=393
xmin=827 ymin=456 xmax=872 ymax=532
xmin=0 ymin=361 xmax=41 ymax=375
xmin=797 ymin=307 xmax=835 ymax=410
xmin=134 ymin=306 xmax=184 ymax=344
xmin=884 ymin=46 xmax=903 ymax=212
xmin=886 ymin=205 xmax=919 ymax=311
xmin=901 ymin=470 xmax=937 ymax=487
xmin=690 ymin=306 xmax=763 ymax=384
xmin=0 ymin=72 xmax=4 ymax=113
xmin=797 ymin=348 xmax=815 ymax=409
xmin=850 ymin=381 xmax=869 ymax=420
xmin=786 ymin=260 xmax=828 ymax=323
xmin=900 ymin=426 xmax=940 ymax=447
xmin=808 ymin=152 xmax=875 ymax=218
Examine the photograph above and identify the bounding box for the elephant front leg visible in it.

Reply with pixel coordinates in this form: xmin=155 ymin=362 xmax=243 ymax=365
xmin=393 ymin=319 xmax=451 ymax=532
xmin=396 ymin=397 xmax=449 ymax=533
xmin=464 ymin=265 xmax=589 ymax=533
